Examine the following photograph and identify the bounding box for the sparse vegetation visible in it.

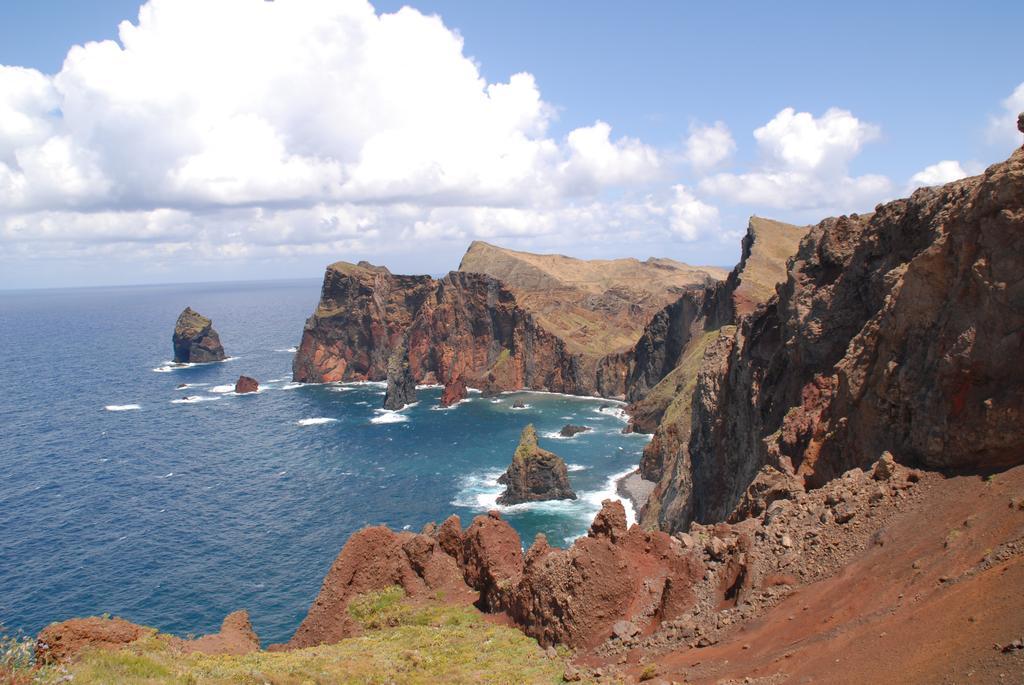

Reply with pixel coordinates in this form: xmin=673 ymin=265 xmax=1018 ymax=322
xmin=37 ymin=589 xmax=569 ymax=684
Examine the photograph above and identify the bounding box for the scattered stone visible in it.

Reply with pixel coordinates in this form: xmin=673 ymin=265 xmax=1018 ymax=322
xmin=563 ymin=664 xmax=582 ymax=681
xmin=612 ymin=620 xmax=640 ymax=640
xmin=872 ymin=452 xmax=897 ymax=481
xmin=513 ymin=400 xmax=526 ymax=408
xmin=832 ymin=502 xmax=856 ymax=524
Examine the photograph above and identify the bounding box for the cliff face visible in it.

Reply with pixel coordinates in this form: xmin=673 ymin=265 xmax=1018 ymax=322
xmin=459 ymin=241 xmax=727 ymax=394
xmin=293 ymin=263 xmax=585 ymax=394
xmin=619 ymin=219 xmax=807 ymax=529
xmin=648 ymin=146 xmax=1024 ymax=530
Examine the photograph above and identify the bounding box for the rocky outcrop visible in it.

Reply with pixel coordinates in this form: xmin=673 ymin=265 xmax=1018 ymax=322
xmin=282 ymin=502 xmax=704 ymax=651
xmin=625 ymin=218 xmax=807 ymax=531
xmin=36 ymin=610 xmax=260 ymax=665
xmin=648 ymin=144 xmax=1024 ymax=531
xmin=497 ymin=425 xmax=576 ymax=504
xmin=382 ymin=344 xmax=416 ymax=410
xmin=559 ymin=424 xmax=590 ymax=437
xmin=440 ymin=376 xmax=468 ymax=407
xmin=172 ymin=307 xmax=226 ymax=363
xmin=234 ymin=375 xmax=258 ymax=394
xmin=293 ymin=263 xmax=585 ymax=395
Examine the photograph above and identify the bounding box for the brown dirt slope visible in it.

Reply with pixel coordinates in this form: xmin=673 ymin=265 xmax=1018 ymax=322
xmin=459 ymin=240 xmax=727 ymax=359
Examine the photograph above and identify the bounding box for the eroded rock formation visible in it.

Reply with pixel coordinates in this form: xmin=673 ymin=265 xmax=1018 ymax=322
xmin=497 ymin=425 xmax=576 ymax=504
xmin=559 ymin=424 xmax=590 ymax=437
xmin=382 ymin=344 xmax=416 ymax=410
xmin=440 ymin=376 xmax=468 ymax=407
xmin=172 ymin=307 xmax=226 ymax=363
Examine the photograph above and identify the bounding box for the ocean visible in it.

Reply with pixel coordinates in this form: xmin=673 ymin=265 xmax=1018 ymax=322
xmin=0 ymin=279 xmax=648 ymax=645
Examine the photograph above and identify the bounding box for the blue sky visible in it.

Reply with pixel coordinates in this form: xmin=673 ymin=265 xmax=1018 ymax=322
xmin=0 ymin=0 xmax=1021 ymax=288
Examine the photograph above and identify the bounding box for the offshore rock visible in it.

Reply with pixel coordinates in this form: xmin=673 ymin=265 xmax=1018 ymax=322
xmin=559 ymin=424 xmax=590 ymax=437
xmin=440 ymin=376 xmax=468 ymax=407
xmin=172 ymin=307 xmax=226 ymax=363
xmin=497 ymin=425 xmax=576 ymax=505
xmin=234 ymin=375 xmax=259 ymax=394
xmin=383 ymin=344 xmax=417 ymax=410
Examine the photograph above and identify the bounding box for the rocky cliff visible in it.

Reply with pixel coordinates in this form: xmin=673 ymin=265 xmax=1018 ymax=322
xmin=613 ymin=218 xmax=807 ymax=530
xmin=293 ymin=263 xmax=586 ymax=394
xmin=643 ymin=144 xmax=1024 ymax=532
xmin=496 ymin=425 xmax=576 ymax=504
xmin=172 ymin=307 xmax=226 ymax=363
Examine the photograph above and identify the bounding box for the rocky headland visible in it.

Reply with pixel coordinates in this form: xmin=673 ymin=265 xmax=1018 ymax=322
xmin=440 ymin=375 xmax=468 ymax=407
xmin=22 ymin=128 xmax=1024 ymax=684
xmin=171 ymin=307 xmax=226 ymax=363
xmin=497 ymin=424 xmax=576 ymax=505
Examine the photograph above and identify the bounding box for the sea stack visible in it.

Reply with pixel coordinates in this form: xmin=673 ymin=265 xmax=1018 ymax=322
xmin=440 ymin=376 xmax=468 ymax=407
xmin=496 ymin=424 xmax=576 ymax=505
xmin=235 ymin=376 xmax=259 ymax=394
xmin=172 ymin=307 xmax=226 ymax=363
xmin=382 ymin=345 xmax=417 ymax=410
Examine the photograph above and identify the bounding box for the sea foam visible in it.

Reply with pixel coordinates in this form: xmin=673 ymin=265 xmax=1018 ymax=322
xmin=104 ymin=404 xmax=140 ymax=411
xmin=297 ymin=417 xmax=338 ymax=426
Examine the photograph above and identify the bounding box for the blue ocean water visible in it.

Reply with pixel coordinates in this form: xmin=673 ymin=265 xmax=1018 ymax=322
xmin=0 ymin=280 xmax=648 ymax=645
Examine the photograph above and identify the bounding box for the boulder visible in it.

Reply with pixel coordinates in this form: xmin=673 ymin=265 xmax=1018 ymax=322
xmin=234 ymin=375 xmax=259 ymax=394
xmin=440 ymin=376 xmax=468 ymax=407
xmin=496 ymin=425 xmax=576 ymax=505
xmin=172 ymin=307 xmax=226 ymax=363
xmin=559 ymin=424 xmax=590 ymax=437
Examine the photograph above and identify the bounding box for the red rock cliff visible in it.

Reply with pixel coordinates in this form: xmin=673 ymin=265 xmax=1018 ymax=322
xmin=292 ymin=262 xmax=586 ymax=394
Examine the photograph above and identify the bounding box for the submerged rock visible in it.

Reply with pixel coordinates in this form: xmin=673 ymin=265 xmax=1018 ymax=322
xmin=235 ymin=376 xmax=259 ymax=394
xmin=559 ymin=424 xmax=590 ymax=437
xmin=383 ymin=345 xmax=417 ymax=411
xmin=172 ymin=307 xmax=226 ymax=363
xmin=440 ymin=376 xmax=468 ymax=407
xmin=497 ymin=425 xmax=576 ymax=505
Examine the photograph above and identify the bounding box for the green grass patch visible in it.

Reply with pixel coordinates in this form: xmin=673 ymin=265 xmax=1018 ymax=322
xmin=42 ymin=591 xmax=571 ymax=684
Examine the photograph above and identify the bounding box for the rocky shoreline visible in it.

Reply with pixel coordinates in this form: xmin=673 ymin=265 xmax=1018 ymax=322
xmin=615 ymin=469 xmax=655 ymax=512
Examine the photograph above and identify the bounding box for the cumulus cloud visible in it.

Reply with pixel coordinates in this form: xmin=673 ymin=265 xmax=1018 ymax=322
xmin=906 ymin=160 xmax=980 ymax=192
xmin=987 ymin=82 xmax=1024 ymax=148
xmin=700 ymin=107 xmax=890 ymax=213
xmin=667 ymin=185 xmax=719 ymax=240
xmin=683 ymin=121 xmax=735 ymax=171
xmin=0 ymin=0 xmax=663 ymax=232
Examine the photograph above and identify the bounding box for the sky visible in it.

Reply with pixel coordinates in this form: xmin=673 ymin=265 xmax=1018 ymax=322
xmin=0 ymin=0 xmax=1021 ymax=289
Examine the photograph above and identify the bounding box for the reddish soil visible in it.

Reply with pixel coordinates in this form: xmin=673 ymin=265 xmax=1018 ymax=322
xmin=626 ymin=465 xmax=1024 ymax=684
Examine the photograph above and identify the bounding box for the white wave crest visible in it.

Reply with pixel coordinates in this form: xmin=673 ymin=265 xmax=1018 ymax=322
xmin=297 ymin=417 xmax=338 ymax=426
xmin=209 ymin=384 xmax=236 ymax=394
xmin=593 ymin=405 xmax=629 ymax=421
xmin=281 ymin=383 xmax=304 ymax=390
xmin=274 ymin=347 xmax=299 ymax=353
xmin=171 ymin=395 xmax=220 ymax=404
xmin=567 ymin=463 xmax=589 ymax=472
xmin=104 ymin=404 xmax=140 ymax=411
xmin=370 ymin=410 xmax=409 ymax=424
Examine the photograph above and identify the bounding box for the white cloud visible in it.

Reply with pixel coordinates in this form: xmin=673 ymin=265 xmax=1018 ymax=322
xmin=683 ymin=121 xmax=735 ymax=171
xmin=700 ymin=107 xmax=890 ymax=212
xmin=0 ymin=0 xmax=656 ymax=215
xmin=668 ymin=185 xmax=719 ymax=240
xmin=987 ymin=82 xmax=1024 ymax=148
xmin=907 ymin=160 xmax=972 ymax=189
